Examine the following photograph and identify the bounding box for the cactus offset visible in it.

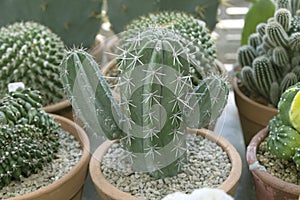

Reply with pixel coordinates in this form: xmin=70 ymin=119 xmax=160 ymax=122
xmin=237 ymin=0 xmax=300 ymax=107
xmin=0 ymin=22 xmax=65 ymax=106
xmin=0 ymin=88 xmax=59 ymax=188
xmin=61 ymin=27 xmax=229 ymax=178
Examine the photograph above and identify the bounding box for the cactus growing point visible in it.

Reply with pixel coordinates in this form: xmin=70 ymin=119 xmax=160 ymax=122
xmin=60 ymin=27 xmax=229 ymax=178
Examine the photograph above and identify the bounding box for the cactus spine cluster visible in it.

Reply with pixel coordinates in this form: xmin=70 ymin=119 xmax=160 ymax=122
xmin=0 ymin=88 xmax=60 ymax=188
xmin=237 ymin=0 xmax=300 ymax=106
xmin=61 ymin=26 xmax=229 ymax=178
xmin=267 ymin=82 xmax=300 ymax=170
xmin=0 ymin=0 xmax=102 ymax=47
xmin=104 ymin=0 xmax=220 ymax=33
xmin=0 ymin=21 xmax=65 ymax=106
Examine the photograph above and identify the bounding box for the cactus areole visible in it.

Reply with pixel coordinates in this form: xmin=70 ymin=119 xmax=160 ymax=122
xmin=61 ymin=26 xmax=229 ymax=178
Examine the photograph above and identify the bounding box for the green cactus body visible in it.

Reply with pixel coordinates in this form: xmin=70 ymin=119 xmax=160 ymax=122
xmin=0 ymin=88 xmax=59 ymax=188
xmin=278 ymin=82 xmax=300 ymax=132
xmin=0 ymin=22 xmax=65 ymax=106
xmin=267 ymin=122 xmax=300 ymax=160
xmin=293 ymin=148 xmax=300 ymax=169
xmin=241 ymin=66 xmax=258 ymax=94
xmin=61 ymin=27 xmax=229 ymax=178
xmin=0 ymin=0 xmax=102 ymax=47
xmin=237 ymin=0 xmax=300 ymax=107
xmin=248 ymin=33 xmax=263 ymax=50
xmin=238 ymin=45 xmax=257 ymax=67
xmin=105 ymin=0 xmax=219 ymax=33
xmin=275 ymin=8 xmax=292 ymax=31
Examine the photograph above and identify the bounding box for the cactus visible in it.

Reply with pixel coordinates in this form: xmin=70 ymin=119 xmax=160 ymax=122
xmin=0 ymin=0 xmax=102 ymax=48
xmin=237 ymin=0 xmax=300 ymax=107
xmin=0 ymin=88 xmax=60 ymax=188
xmin=0 ymin=21 xmax=65 ymax=106
xmin=104 ymin=0 xmax=220 ymax=33
xmin=61 ymin=27 xmax=229 ymax=178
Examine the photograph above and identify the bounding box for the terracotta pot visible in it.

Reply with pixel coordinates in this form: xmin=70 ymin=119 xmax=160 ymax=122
xmin=232 ymin=77 xmax=278 ymax=145
xmin=43 ymin=100 xmax=73 ymax=120
xmin=246 ymin=127 xmax=300 ymax=199
xmin=9 ymin=114 xmax=90 ymax=200
xmin=89 ymin=128 xmax=242 ymax=200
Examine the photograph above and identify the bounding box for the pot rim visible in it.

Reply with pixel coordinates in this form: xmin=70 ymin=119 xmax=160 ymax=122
xmin=9 ymin=114 xmax=90 ymax=200
xmin=43 ymin=99 xmax=71 ymax=113
xmin=89 ymin=128 xmax=242 ymax=199
xmin=246 ymin=127 xmax=300 ymax=195
xmin=232 ymin=77 xmax=277 ymax=113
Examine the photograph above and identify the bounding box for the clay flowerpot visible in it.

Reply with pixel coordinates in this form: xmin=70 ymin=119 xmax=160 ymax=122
xmin=89 ymin=128 xmax=242 ymax=200
xmin=43 ymin=100 xmax=73 ymax=120
xmin=246 ymin=128 xmax=300 ymax=200
xmin=232 ymin=77 xmax=278 ymax=145
xmin=9 ymin=115 xmax=90 ymax=200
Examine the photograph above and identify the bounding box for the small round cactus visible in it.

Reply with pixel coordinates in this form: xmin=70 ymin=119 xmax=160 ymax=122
xmin=0 ymin=88 xmax=59 ymax=188
xmin=0 ymin=21 xmax=65 ymax=106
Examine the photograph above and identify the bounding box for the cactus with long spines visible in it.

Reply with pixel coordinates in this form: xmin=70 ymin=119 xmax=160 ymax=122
xmin=0 ymin=22 xmax=65 ymax=106
xmin=60 ymin=27 xmax=229 ymax=178
xmin=0 ymin=88 xmax=60 ymax=188
xmin=267 ymin=82 xmax=300 ymax=170
xmin=237 ymin=0 xmax=300 ymax=106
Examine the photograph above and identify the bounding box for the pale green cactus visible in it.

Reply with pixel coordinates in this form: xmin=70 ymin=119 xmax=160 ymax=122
xmin=237 ymin=0 xmax=300 ymax=107
xmin=61 ymin=27 xmax=229 ymax=178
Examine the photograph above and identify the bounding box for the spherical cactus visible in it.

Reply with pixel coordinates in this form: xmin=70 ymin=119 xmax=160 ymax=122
xmin=278 ymin=82 xmax=300 ymax=132
xmin=0 ymin=88 xmax=59 ymax=188
xmin=0 ymin=21 xmax=65 ymax=106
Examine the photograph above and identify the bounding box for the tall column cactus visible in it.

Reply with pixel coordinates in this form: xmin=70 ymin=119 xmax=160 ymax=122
xmin=61 ymin=27 xmax=229 ymax=178
xmin=237 ymin=0 xmax=300 ymax=106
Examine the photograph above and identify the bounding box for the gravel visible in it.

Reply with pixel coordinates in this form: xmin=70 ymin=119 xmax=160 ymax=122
xmin=257 ymin=141 xmax=299 ymax=184
xmin=101 ymin=134 xmax=231 ymax=200
xmin=0 ymin=130 xmax=82 ymax=199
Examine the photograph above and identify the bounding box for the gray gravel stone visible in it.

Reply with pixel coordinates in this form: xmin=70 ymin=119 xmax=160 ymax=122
xmin=101 ymin=134 xmax=231 ymax=200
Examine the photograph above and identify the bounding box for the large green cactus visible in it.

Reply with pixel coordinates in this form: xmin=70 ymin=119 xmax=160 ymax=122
xmin=237 ymin=0 xmax=300 ymax=107
xmin=267 ymin=82 xmax=300 ymax=170
xmin=104 ymin=0 xmax=219 ymax=33
xmin=61 ymin=27 xmax=229 ymax=178
xmin=0 ymin=88 xmax=59 ymax=188
xmin=0 ymin=0 xmax=102 ymax=47
xmin=0 ymin=21 xmax=65 ymax=106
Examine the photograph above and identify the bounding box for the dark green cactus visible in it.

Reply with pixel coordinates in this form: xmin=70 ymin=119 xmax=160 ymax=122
xmin=61 ymin=27 xmax=229 ymax=178
xmin=237 ymin=0 xmax=300 ymax=107
xmin=104 ymin=0 xmax=219 ymax=33
xmin=0 ymin=22 xmax=65 ymax=106
xmin=0 ymin=0 xmax=102 ymax=47
xmin=0 ymin=88 xmax=59 ymax=188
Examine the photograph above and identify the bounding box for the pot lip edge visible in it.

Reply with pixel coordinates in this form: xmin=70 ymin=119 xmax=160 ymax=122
xmin=89 ymin=128 xmax=242 ymax=198
xmin=246 ymin=127 xmax=300 ymax=194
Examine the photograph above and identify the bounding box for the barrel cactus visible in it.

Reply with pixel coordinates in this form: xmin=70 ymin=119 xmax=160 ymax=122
xmin=104 ymin=0 xmax=219 ymax=33
xmin=0 ymin=88 xmax=60 ymax=188
xmin=0 ymin=21 xmax=65 ymax=106
xmin=61 ymin=27 xmax=229 ymax=178
xmin=267 ymin=82 xmax=300 ymax=170
xmin=237 ymin=0 xmax=300 ymax=107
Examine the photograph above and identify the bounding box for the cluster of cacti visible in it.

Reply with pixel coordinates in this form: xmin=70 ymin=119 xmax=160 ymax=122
xmin=0 ymin=0 xmax=102 ymax=47
xmin=104 ymin=0 xmax=219 ymax=33
xmin=0 ymin=88 xmax=60 ymax=188
xmin=0 ymin=21 xmax=65 ymax=106
xmin=61 ymin=26 xmax=229 ymax=178
xmin=267 ymin=82 xmax=300 ymax=170
xmin=237 ymin=0 xmax=300 ymax=106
